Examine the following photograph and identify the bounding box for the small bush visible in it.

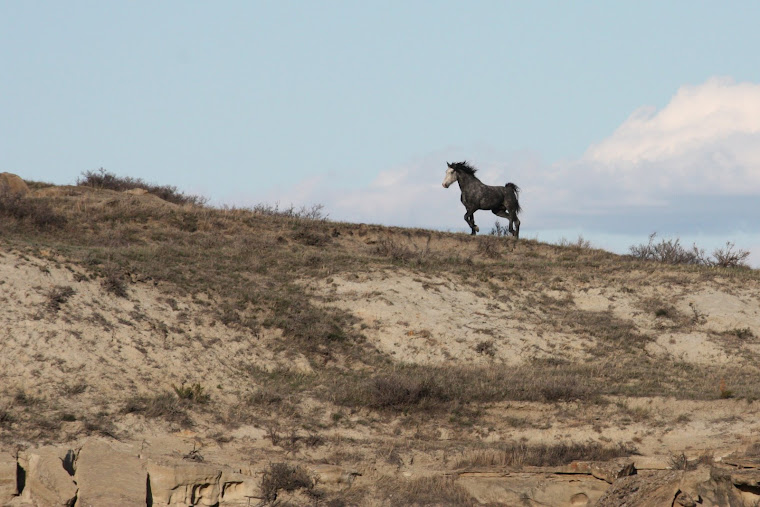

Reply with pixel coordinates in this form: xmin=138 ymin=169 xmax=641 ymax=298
xmin=46 ymin=286 xmax=76 ymax=313
xmin=668 ymin=452 xmax=691 ymax=470
xmin=373 ymin=235 xmax=432 ymax=264
xmin=456 ymin=442 xmax=637 ymax=469
xmin=367 ymin=374 xmax=450 ymax=410
xmin=123 ymin=392 xmax=192 ymax=426
xmin=712 ymin=242 xmax=750 ymax=268
xmin=250 ymin=202 xmax=327 ymax=221
xmin=726 ymin=327 xmax=756 ymax=340
xmin=630 ymin=233 xmax=750 ymax=268
xmin=78 ymin=168 xmax=208 ymax=206
xmin=719 ymin=378 xmax=734 ymax=399
xmin=557 ymin=235 xmax=592 ymax=249
xmin=477 ymin=236 xmax=502 ymax=258
xmin=101 ymin=268 xmax=128 ymax=298
xmin=474 ymin=340 xmax=496 ymax=357
xmin=172 ymin=383 xmax=210 ymax=404
xmin=247 ymin=388 xmax=283 ymax=406
xmin=629 ymin=233 xmax=706 ymax=265
xmin=292 ymin=227 xmax=331 ymax=246
xmin=260 ymin=463 xmax=314 ymax=503
xmin=489 ymin=221 xmax=511 ymax=237
xmin=0 ymin=191 xmax=66 ymax=230
xmin=379 ymin=476 xmax=475 ymax=506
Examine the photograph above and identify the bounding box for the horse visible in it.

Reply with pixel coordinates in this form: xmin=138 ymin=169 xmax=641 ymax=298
xmin=442 ymin=161 xmax=521 ymax=238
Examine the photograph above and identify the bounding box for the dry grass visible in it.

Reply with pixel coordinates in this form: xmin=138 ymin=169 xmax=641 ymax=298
xmin=0 ymin=190 xmax=66 ymax=230
xmin=77 ymin=168 xmax=208 ymax=206
xmin=260 ymin=462 xmax=315 ymax=504
xmin=630 ymin=232 xmax=750 ymax=268
xmin=455 ymin=441 xmax=637 ymax=469
xmin=378 ymin=475 xmax=476 ymax=506
xmin=46 ymin=285 xmax=75 ymax=313
xmin=123 ymin=393 xmax=193 ymax=427
xmin=2 ymin=176 xmax=760 ymax=451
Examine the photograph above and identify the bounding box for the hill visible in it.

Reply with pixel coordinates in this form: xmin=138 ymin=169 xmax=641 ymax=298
xmin=1 ymin=177 xmax=760 ymax=506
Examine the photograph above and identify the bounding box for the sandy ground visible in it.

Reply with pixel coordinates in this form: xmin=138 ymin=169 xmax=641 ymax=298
xmin=2 ymin=247 xmax=760 ymax=504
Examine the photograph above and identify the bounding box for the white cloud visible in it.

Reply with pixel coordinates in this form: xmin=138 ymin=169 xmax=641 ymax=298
xmin=585 ymin=77 xmax=760 ymax=194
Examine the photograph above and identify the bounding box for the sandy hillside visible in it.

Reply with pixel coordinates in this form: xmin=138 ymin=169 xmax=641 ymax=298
xmin=1 ymin=181 xmax=760 ymax=506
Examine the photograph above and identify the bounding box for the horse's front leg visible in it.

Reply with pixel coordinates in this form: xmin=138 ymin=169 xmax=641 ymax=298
xmin=464 ymin=211 xmax=479 ymax=235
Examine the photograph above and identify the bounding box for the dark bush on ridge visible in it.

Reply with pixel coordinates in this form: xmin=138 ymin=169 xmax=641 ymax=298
xmin=630 ymin=233 xmax=750 ymax=268
xmin=0 ymin=190 xmax=66 ymax=230
xmin=77 ymin=168 xmax=208 ymax=206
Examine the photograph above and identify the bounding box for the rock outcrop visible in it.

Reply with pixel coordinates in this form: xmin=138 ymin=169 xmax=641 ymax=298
xmin=2 ymin=439 xmax=263 ymax=506
xmin=0 ymin=173 xmax=29 ymax=197
xmin=4 ymin=438 xmax=760 ymax=506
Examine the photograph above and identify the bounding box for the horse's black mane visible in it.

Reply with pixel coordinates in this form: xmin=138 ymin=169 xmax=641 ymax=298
xmin=451 ymin=161 xmax=477 ymax=176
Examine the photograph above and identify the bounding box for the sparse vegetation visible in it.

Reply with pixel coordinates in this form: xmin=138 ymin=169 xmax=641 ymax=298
xmin=489 ymin=220 xmax=511 ymax=237
xmin=725 ymin=327 xmax=756 ymax=340
xmin=46 ymin=285 xmax=75 ymax=313
xmin=556 ymin=235 xmax=592 ymax=249
xmin=379 ymin=475 xmax=475 ymax=506
xmin=1 ymin=175 xmax=759 ymax=502
xmin=77 ymin=168 xmax=208 ymax=206
xmin=630 ymin=232 xmax=750 ymax=268
xmin=260 ymin=462 xmax=315 ymax=504
xmin=123 ymin=393 xmax=192 ymax=427
xmin=474 ymin=340 xmax=496 ymax=357
xmin=249 ymin=202 xmax=327 ymax=221
xmin=172 ymin=383 xmax=210 ymax=404
xmin=101 ymin=266 xmax=128 ymax=298
xmin=455 ymin=441 xmax=637 ymax=469
xmin=668 ymin=452 xmax=690 ymax=470
xmin=712 ymin=241 xmax=751 ymax=268
xmin=0 ymin=190 xmax=66 ymax=230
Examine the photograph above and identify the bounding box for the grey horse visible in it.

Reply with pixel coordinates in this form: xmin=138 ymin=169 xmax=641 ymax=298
xmin=442 ymin=161 xmax=521 ymax=237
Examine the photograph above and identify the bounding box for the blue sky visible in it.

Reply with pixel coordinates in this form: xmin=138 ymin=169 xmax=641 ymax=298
xmin=2 ymin=2 xmax=760 ymax=265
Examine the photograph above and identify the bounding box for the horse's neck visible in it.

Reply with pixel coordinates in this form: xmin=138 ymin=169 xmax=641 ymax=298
xmin=458 ymin=172 xmax=483 ymax=192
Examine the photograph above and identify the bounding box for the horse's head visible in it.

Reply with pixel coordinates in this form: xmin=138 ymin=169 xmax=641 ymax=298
xmin=442 ymin=162 xmax=457 ymax=188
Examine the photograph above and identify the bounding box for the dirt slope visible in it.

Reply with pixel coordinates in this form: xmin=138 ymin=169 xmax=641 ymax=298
xmin=1 ymin=183 xmax=760 ymax=505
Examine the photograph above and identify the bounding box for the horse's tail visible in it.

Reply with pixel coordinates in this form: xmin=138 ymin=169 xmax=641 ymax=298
xmin=505 ymin=183 xmax=521 ymax=214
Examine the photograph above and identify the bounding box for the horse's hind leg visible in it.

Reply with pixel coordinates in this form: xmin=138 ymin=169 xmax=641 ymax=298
xmin=508 ymin=208 xmax=520 ymax=238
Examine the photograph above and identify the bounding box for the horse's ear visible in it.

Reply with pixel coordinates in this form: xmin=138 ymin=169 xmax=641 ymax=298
xmin=447 ymin=162 xmax=452 ymax=168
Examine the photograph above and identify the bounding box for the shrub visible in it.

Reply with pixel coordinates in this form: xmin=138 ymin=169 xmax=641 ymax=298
xmin=474 ymin=340 xmax=496 ymax=357
xmin=46 ymin=286 xmax=76 ymax=313
xmin=630 ymin=233 xmax=750 ymax=268
xmin=712 ymin=242 xmax=750 ymax=268
xmin=249 ymin=202 xmax=327 ymax=221
xmin=556 ymin=235 xmax=592 ymax=249
xmin=373 ymin=235 xmax=432 ymax=264
xmin=367 ymin=374 xmax=450 ymax=410
xmin=379 ymin=476 xmax=475 ymax=506
xmin=477 ymin=236 xmax=502 ymax=258
xmin=123 ymin=393 xmax=192 ymax=426
xmin=101 ymin=267 xmax=128 ymax=298
xmin=260 ymin=463 xmax=314 ymax=503
xmin=726 ymin=328 xmax=756 ymax=340
xmin=629 ymin=233 xmax=706 ymax=265
xmin=77 ymin=168 xmax=208 ymax=206
xmin=456 ymin=442 xmax=637 ymax=469
xmin=172 ymin=383 xmax=210 ymax=404
xmin=489 ymin=221 xmax=511 ymax=237
xmin=0 ymin=190 xmax=66 ymax=230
